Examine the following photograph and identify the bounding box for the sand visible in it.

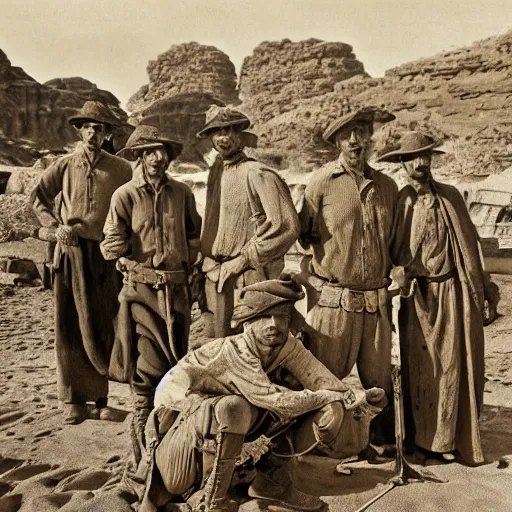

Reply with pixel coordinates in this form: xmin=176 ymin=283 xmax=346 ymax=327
xmin=1 ymin=276 xmax=512 ymax=511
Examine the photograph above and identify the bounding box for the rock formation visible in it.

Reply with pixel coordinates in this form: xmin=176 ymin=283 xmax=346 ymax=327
xmin=127 ymin=43 xmax=238 ymax=117
xmin=0 ymin=49 xmax=129 ymax=165
xmin=239 ymin=39 xmax=370 ymax=170
xmin=346 ymin=31 xmax=512 ymax=177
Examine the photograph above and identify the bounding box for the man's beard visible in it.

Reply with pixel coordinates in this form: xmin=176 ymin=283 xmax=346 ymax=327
xmin=342 ymin=147 xmax=367 ymax=169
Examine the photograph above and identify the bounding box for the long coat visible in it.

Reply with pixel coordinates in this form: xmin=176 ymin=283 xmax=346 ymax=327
xmin=393 ymin=181 xmax=485 ymax=464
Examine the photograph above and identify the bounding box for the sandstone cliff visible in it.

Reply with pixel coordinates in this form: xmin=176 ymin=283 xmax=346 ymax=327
xmin=0 ymin=49 xmax=129 ymax=165
xmin=127 ymin=42 xmax=238 ymax=117
xmin=325 ymin=31 xmax=512 ymax=177
xmin=239 ymin=39 xmax=370 ymax=169
xmin=237 ymin=33 xmax=512 ymax=177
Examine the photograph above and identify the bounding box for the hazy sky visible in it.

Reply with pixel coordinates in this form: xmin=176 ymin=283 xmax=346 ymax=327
xmin=1 ymin=1 xmax=511 ymax=108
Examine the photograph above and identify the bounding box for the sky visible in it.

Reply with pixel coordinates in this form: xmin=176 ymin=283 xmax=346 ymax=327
xmin=1 ymin=0 xmax=511 ymax=108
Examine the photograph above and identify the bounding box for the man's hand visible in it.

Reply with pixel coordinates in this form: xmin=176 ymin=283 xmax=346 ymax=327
xmin=38 ymin=227 xmax=57 ymax=243
xmin=217 ymin=254 xmax=247 ymax=293
xmin=56 ymin=225 xmax=78 ymax=246
xmin=390 ymin=266 xmax=409 ymax=290
xmin=116 ymin=257 xmax=138 ymax=274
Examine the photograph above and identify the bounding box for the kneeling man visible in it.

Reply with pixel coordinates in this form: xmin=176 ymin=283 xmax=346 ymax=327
xmin=134 ymin=277 xmax=386 ymax=512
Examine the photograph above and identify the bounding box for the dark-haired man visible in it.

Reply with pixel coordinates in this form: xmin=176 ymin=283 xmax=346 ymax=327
xmin=299 ymin=108 xmax=398 ymax=444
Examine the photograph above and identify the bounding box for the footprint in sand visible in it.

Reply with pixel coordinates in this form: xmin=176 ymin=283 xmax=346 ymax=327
xmin=1 ymin=463 xmax=55 ymax=482
xmin=0 ymin=409 xmax=25 ymax=428
xmin=0 ymin=493 xmax=22 ymax=512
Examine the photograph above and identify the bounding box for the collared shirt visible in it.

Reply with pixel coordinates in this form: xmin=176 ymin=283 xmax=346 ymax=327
xmin=154 ymin=332 xmax=346 ymax=419
xmin=32 ymin=148 xmax=133 ymax=241
xmin=201 ymin=151 xmax=299 ymax=268
xmin=299 ymin=158 xmax=398 ymax=290
xmin=101 ymin=166 xmax=202 ymax=270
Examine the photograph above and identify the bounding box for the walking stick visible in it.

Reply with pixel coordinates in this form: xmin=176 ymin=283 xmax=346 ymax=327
xmin=354 ymin=279 xmax=447 ymax=512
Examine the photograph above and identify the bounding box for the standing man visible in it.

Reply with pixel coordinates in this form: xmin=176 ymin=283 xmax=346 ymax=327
xmin=101 ymin=124 xmax=202 ymax=459
xmin=299 ymin=108 xmax=398 ymax=444
xmin=32 ymin=100 xmax=132 ymax=425
xmin=197 ymin=106 xmax=299 ymax=337
xmin=379 ymin=131 xmax=488 ymax=464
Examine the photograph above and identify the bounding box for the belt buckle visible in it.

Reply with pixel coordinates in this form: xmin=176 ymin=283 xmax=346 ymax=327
xmin=153 ymin=271 xmax=165 ymax=289
xmin=348 ymin=290 xmax=365 ymax=313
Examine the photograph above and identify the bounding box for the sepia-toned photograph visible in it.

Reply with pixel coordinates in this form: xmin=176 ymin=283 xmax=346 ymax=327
xmin=0 ymin=1 xmax=511 ymax=510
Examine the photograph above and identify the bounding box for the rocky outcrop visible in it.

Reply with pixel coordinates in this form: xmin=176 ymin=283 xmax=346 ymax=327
xmin=346 ymin=31 xmax=512 ymax=177
xmin=127 ymin=43 xmax=238 ymax=116
xmin=239 ymin=39 xmax=370 ymax=170
xmin=0 ymin=50 xmax=129 ymax=165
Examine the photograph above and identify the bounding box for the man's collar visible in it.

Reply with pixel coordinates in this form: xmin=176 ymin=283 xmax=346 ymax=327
xmin=133 ymin=164 xmax=172 ymax=189
xmin=330 ymin=157 xmax=375 ymax=181
xmin=223 ymin=150 xmax=247 ymax=167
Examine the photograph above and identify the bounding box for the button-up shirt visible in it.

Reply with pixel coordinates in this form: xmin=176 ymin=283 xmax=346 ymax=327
xmin=299 ymin=159 xmax=398 ymax=290
xmin=32 ymin=148 xmax=133 ymax=241
xmin=101 ymin=167 xmax=202 ymax=271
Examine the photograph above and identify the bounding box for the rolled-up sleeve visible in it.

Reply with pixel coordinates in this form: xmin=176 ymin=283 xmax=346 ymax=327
xmin=242 ymin=169 xmax=299 ymax=268
xmin=101 ymin=187 xmax=132 ymax=261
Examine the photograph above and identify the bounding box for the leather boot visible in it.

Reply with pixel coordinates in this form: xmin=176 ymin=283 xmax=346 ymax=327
xmin=63 ymin=403 xmax=88 ymax=425
xmin=131 ymin=395 xmax=153 ymax=465
xmin=192 ymin=432 xmax=245 ymax=512
xmin=249 ymin=453 xmax=326 ymax=512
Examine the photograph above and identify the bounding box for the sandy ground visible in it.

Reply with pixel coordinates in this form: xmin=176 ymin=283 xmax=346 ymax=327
xmin=0 ymin=276 xmax=511 ymax=511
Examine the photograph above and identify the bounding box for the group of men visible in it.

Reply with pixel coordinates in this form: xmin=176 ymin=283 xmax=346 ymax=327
xmin=31 ymin=99 xmax=491 ymax=511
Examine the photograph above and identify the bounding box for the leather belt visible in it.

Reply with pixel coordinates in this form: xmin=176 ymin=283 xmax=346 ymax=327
xmin=416 ymin=268 xmax=457 ymax=284
xmin=312 ymin=276 xmax=386 ymax=313
xmin=126 ymin=267 xmax=187 ymax=288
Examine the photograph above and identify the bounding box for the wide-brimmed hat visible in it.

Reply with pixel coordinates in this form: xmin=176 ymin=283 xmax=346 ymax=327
xmin=377 ymin=131 xmax=445 ymax=163
xmin=231 ymin=276 xmax=305 ymax=328
xmin=68 ymin=100 xmax=121 ymax=127
xmin=323 ymin=107 xmax=397 ymax=144
xmin=197 ymin=105 xmax=251 ymax=138
xmin=116 ymin=124 xmax=183 ymax=161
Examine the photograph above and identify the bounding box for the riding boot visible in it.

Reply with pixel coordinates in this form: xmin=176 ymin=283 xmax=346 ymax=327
xmin=249 ymin=450 xmax=326 ymax=511
xmin=192 ymin=432 xmax=244 ymax=512
xmin=131 ymin=395 xmax=153 ymax=465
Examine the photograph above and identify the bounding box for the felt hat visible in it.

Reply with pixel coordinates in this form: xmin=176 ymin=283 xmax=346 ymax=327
xmin=323 ymin=107 xmax=397 ymax=144
xmin=377 ymin=131 xmax=445 ymax=163
xmin=197 ymin=105 xmax=251 ymax=138
xmin=68 ymin=100 xmax=121 ymax=127
xmin=231 ymin=276 xmax=305 ymax=328
xmin=116 ymin=124 xmax=183 ymax=161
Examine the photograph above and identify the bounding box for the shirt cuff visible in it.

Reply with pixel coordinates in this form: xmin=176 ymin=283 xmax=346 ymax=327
xmin=241 ymin=242 xmax=259 ymax=269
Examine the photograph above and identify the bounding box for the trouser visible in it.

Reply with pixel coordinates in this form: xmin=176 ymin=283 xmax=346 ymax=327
xmin=307 ymin=299 xmax=394 ymax=443
xmin=155 ymin=396 xmax=258 ymax=496
xmin=307 ymin=302 xmax=392 ymax=392
xmin=130 ymin=285 xmax=191 ymax=399
xmin=205 ymin=275 xmax=241 ymax=338
xmin=54 ymin=238 xmax=121 ymax=405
